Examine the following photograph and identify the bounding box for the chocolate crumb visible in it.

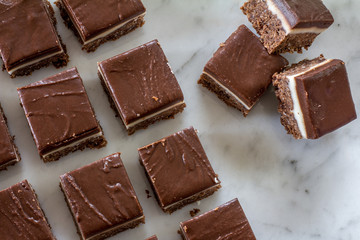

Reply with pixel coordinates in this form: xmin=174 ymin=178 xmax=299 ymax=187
xmin=190 ymin=208 xmax=200 ymax=217
xmin=145 ymin=189 xmax=151 ymax=198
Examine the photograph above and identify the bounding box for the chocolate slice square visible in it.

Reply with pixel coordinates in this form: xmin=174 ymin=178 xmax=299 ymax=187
xmin=241 ymin=0 xmax=334 ymax=54
xmin=60 ymin=153 xmax=145 ymax=240
xmin=98 ymin=39 xmax=186 ymax=135
xmin=138 ymin=127 xmax=221 ymax=214
xmin=55 ymin=0 xmax=146 ymax=52
xmin=17 ymin=67 xmax=107 ymax=162
xmin=0 ymin=0 xmax=69 ymax=78
xmin=0 ymin=104 xmax=21 ymax=171
xmin=198 ymin=25 xmax=288 ymax=116
xmin=0 ymin=180 xmax=56 ymax=239
xmin=179 ymin=198 xmax=256 ymax=240
xmin=273 ymin=55 xmax=357 ymax=139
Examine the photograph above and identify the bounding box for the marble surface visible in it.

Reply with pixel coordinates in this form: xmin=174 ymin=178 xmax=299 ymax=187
xmin=1 ymin=0 xmax=360 ymax=239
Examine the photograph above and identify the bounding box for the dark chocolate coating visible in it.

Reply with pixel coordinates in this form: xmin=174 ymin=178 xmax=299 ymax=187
xmin=295 ymin=59 xmax=357 ymax=139
xmin=0 ymin=0 xmax=63 ymax=72
xmin=60 ymin=153 xmax=144 ymax=239
xmin=138 ymin=127 xmax=219 ymax=209
xmin=0 ymin=180 xmax=56 ymax=240
xmin=17 ymin=67 xmax=101 ymax=156
xmin=270 ymin=0 xmax=334 ymax=29
xmin=204 ymin=25 xmax=288 ymax=108
xmin=98 ymin=39 xmax=184 ymax=125
xmin=0 ymin=107 xmax=16 ymax=166
xmin=180 ymin=198 xmax=256 ymax=240
xmin=61 ymin=0 xmax=146 ymax=42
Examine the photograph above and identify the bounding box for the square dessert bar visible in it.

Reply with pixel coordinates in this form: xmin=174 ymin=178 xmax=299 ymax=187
xmin=18 ymin=67 xmax=107 ymax=162
xmin=273 ymin=55 xmax=357 ymax=139
xmin=0 ymin=180 xmax=56 ymax=239
xmin=0 ymin=0 xmax=68 ymax=78
xmin=179 ymin=198 xmax=256 ymax=240
xmin=0 ymin=104 xmax=21 ymax=170
xmin=55 ymin=0 xmax=146 ymax=52
xmin=138 ymin=127 xmax=221 ymax=214
xmin=145 ymin=235 xmax=158 ymax=240
xmin=98 ymin=39 xmax=186 ymax=135
xmin=60 ymin=153 xmax=145 ymax=240
xmin=198 ymin=25 xmax=288 ymax=116
xmin=241 ymin=0 xmax=334 ymax=54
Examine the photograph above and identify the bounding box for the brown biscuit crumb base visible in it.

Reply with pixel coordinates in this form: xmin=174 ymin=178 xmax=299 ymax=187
xmin=272 ymin=55 xmax=326 ymax=139
xmin=198 ymin=73 xmax=251 ymax=117
xmin=4 ymin=0 xmax=69 ymax=78
xmin=55 ymin=0 xmax=145 ymax=53
xmin=241 ymin=0 xmax=318 ymax=54
xmin=99 ymin=71 xmax=186 ymax=135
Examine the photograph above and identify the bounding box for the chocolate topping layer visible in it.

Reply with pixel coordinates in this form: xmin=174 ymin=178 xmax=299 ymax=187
xmin=138 ymin=127 xmax=220 ymax=209
xmin=269 ymin=0 xmax=334 ymax=29
xmin=98 ymin=39 xmax=184 ymax=126
xmin=0 ymin=106 xmax=17 ymax=166
xmin=60 ymin=153 xmax=144 ymax=240
xmin=204 ymin=25 xmax=288 ymax=108
xmin=61 ymin=0 xmax=146 ymax=42
xmin=180 ymin=198 xmax=256 ymax=240
xmin=0 ymin=0 xmax=63 ymax=72
xmin=18 ymin=67 xmax=101 ymax=156
xmin=0 ymin=180 xmax=56 ymax=240
xmin=295 ymin=59 xmax=357 ymax=139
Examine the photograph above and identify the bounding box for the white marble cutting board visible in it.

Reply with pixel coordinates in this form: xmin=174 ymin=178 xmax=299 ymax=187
xmin=0 ymin=0 xmax=359 ymax=239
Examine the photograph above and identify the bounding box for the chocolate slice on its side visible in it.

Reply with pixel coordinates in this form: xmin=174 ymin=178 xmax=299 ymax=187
xmin=273 ymin=55 xmax=357 ymax=139
xmin=17 ymin=67 xmax=107 ymax=162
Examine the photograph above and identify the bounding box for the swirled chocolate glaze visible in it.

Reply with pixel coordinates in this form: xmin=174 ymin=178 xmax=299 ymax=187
xmin=17 ymin=67 xmax=101 ymax=156
xmin=61 ymin=0 xmax=146 ymax=42
xmin=98 ymin=39 xmax=184 ymax=125
xmin=0 ymin=180 xmax=56 ymax=240
xmin=138 ymin=127 xmax=220 ymax=209
xmin=60 ymin=153 xmax=144 ymax=240
xmin=269 ymin=0 xmax=334 ymax=29
xmin=180 ymin=198 xmax=256 ymax=240
xmin=204 ymin=25 xmax=288 ymax=108
xmin=0 ymin=0 xmax=63 ymax=72
xmin=0 ymin=106 xmax=17 ymax=166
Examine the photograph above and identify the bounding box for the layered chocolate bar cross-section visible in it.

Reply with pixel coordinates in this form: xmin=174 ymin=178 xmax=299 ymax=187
xmin=0 ymin=0 xmax=69 ymax=78
xmin=179 ymin=198 xmax=256 ymax=240
xmin=138 ymin=127 xmax=221 ymax=214
xmin=0 ymin=180 xmax=56 ymax=239
xmin=55 ymin=0 xmax=146 ymax=52
xmin=273 ymin=55 xmax=357 ymax=139
xmin=241 ymin=0 xmax=334 ymax=54
xmin=17 ymin=67 xmax=107 ymax=162
xmin=60 ymin=153 xmax=145 ymax=240
xmin=198 ymin=25 xmax=288 ymax=116
xmin=0 ymin=104 xmax=21 ymax=171
xmin=98 ymin=39 xmax=186 ymax=135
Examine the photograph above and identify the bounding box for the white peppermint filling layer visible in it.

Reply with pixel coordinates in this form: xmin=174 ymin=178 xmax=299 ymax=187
xmin=266 ymin=0 xmax=327 ymax=35
xmin=42 ymin=131 xmax=103 ymax=159
xmin=203 ymin=72 xmax=253 ymax=110
xmin=287 ymin=59 xmax=332 ymax=139
xmin=7 ymin=50 xmax=64 ymax=75
xmin=98 ymin=67 xmax=184 ymax=130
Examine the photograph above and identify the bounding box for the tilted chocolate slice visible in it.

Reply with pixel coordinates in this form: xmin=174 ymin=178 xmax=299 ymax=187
xmin=60 ymin=153 xmax=145 ymax=240
xmin=198 ymin=25 xmax=288 ymax=116
xmin=0 ymin=180 xmax=56 ymax=239
xmin=138 ymin=127 xmax=221 ymax=214
xmin=55 ymin=0 xmax=146 ymax=52
xmin=0 ymin=104 xmax=21 ymax=171
xmin=242 ymin=0 xmax=334 ymax=54
xmin=98 ymin=39 xmax=186 ymax=135
xmin=273 ymin=55 xmax=357 ymax=139
xmin=179 ymin=198 xmax=256 ymax=240
xmin=18 ymin=67 xmax=107 ymax=162
xmin=0 ymin=0 xmax=68 ymax=78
